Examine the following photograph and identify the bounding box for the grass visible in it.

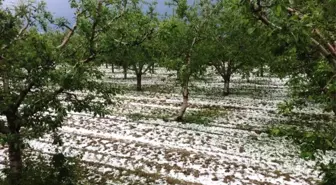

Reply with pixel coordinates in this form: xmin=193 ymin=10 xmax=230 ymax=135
xmin=181 ymin=108 xmax=227 ymax=125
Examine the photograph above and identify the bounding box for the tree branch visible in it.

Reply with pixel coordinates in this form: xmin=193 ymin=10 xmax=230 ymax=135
xmin=13 ymin=81 xmax=34 ymax=111
xmin=56 ymin=20 xmax=77 ymax=49
xmin=130 ymin=28 xmax=155 ymax=46
xmin=22 ymin=87 xmax=65 ymax=118
xmin=113 ymin=39 xmax=128 ymax=46
xmin=81 ymin=54 xmax=96 ymax=63
xmin=63 ymin=91 xmax=80 ymax=102
xmin=56 ymin=9 xmax=86 ymax=49
xmin=324 ymin=74 xmax=336 ymax=90
xmin=87 ymin=1 xmax=103 ymax=55
xmin=17 ymin=14 xmax=30 ymax=38
xmin=143 ymin=63 xmax=155 ymax=74
xmin=62 ymin=24 xmax=73 ymax=31
xmin=313 ymin=29 xmax=336 ymax=57
xmin=311 ymin=38 xmax=336 ymax=69
xmin=246 ymin=1 xmax=336 ymax=69
xmin=190 ymin=37 xmax=197 ymax=49
xmin=78 ymin=1 xmax=104 ymax=64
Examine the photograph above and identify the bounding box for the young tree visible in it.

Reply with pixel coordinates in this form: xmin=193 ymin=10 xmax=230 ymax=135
xmin=102 ymin=0 xmax=159 ymax=90
xmin=0 ymin=0 xmax=124 ymax=184
xmin=159 ymin=0 xmax=221 ymax=121
xmin=204 ymin=2 xmax=270 ymax=95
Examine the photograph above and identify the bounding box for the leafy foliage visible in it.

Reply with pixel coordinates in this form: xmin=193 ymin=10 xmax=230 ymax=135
xmin=0 ymin=153 xmax=92 ymax=185
xmin=268 ymin=125 xmax=336 ymax=160
xmin=240 ymin=0 xmax=336 ymax=115
xmin=319 ymin=160 xmax=336 ymax=185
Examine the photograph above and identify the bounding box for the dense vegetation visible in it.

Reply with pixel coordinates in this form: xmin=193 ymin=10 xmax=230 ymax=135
xmin=0 ymin=0 xmax=335 ymax=185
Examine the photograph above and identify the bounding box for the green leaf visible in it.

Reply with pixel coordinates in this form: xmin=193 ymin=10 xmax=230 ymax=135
xmin=305 ymin=23 xmax=314 ymax=27
xmin=275 ymin=5 xmax=282 ymax=17
xmin=247 ymin=27 xmax=255 ymax=35
xmin=304 ymin=132 xmax=315 ymax=138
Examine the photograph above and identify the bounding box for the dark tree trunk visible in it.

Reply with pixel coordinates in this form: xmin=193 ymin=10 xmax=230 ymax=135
xmin=223 ymin=75 xmax=231 ymax=96
xmin=123 ymin=66 xmax=127 ymax=79
xmin=111 ymin=64 xmax=114 ymax=73
xmin=136 ymin=73 xmax=142 ymax=91
xmin=246 ymin=74 xmax=250 ymax=83
xmin=333 ymin=93 xmax=336 ymax=116
xmin=8 ymin=137 xmax=22 ymax=185
xmin=7 ymin=115 xmax=22 ymax=185
xmin=105 ymin=63 xmax=108 ymax=68
xmin=260 ymin=65 xmax=264 ymax=77
xmin=3 ymin=71 xmax=9 ymax=92
xmin=150 ymin=65 xmax=154 ymax=74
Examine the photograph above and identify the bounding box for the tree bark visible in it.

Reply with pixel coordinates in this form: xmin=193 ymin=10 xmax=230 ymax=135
xmin=8 ymin=137 xmax=22 ymax=185
xmin=123 ymin=66 xmax=127 ymax=79
xmin=223 ymin=75 xmax=230 ymax=96
xmin=3 ymin=71 xmax=9 ymax=92
xmin=260 ymin=65 xmax=264 ymax=77
xmin=150 ymin=64 xmax=154 ymax=74
xmin=176 ymin=54 xmax=191 ymax=122
xmin=7 ymin=114 xmax=22 ymax=185
xmin=105 ymin=63 xmax=108 ymax=68
xmin=333 ymin=93 xmax=336 ymax=116
xmin=176 ymin=84 xmax=189 ymax=122
xmin=111 ymin=64 xmax=114 ymax=73
xmin=246 ymin=73 xmax=250 ymax=83
xmin=136 ymin=73 xmax=142 ymax=91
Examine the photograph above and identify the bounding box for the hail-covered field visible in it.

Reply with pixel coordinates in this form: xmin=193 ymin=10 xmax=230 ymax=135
xmin=1 ymin=67 xmax=335 ymax=185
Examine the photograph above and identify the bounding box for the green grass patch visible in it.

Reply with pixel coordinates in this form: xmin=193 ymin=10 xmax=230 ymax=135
xmin=182 ymin=108 xmax=227 ymax=125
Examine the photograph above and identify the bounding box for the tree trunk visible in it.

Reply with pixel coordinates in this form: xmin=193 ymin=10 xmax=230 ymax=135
xmin=260 ymin=65 xmax=264 ymax=77
xmin=136 ymin=73 xmax=142 ymax=91
xmin=333 ymin=93 xmax=336 ymax=116
xmin=105 ymin=63 xmax=108 ymax=68
xmin=3 ymin=71 xmax=9 ymax=92
xmin=223 ymin=75 xmax=230 ymax=96
xmin=111 ymin=64 xmax=114 ymax=73
xmin=123 ymin=66 xmax=127 ymax=79
xmin=176 ymin=84 xmax=188 ymax=122
xmin=8 ymin=136 xmax=22 ymax=185
xmin=246 ymin=74 xmax=250 ymax=83
xmin=176 ymin=54 xmax=191 ymax=122
xmin=150 ymin=65 xmax=154 ymax=74
xmin=7 ymin=115 xmax=22 ymax=185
